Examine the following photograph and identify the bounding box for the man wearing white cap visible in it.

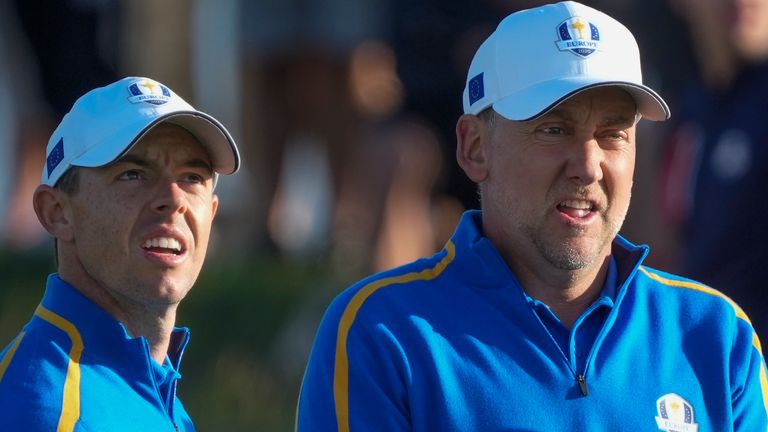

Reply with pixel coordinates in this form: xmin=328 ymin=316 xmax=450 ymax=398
xmin=0 ymin=77 xmax=239 ymax=431
xmin=297 ymin=2 xmax=768 ymax=431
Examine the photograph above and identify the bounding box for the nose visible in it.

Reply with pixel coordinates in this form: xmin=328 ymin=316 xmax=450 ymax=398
xmin=150 ymin=178 xmax=188 ymax=216
xmin=564 ymin=136 xmax=604 ymax=186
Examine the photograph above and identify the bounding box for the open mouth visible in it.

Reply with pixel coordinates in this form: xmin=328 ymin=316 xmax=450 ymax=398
xmin=556 ymin=199 xmax=595 ymax=219
xmin=142 ymin=237 xmax=184 ymax=255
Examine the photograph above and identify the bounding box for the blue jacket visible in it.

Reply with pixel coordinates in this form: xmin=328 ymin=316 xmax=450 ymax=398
xmin=297 ymin=210 xmax=768 ymax=431
xmin=0 ymin=275 xmax=195 ymax=431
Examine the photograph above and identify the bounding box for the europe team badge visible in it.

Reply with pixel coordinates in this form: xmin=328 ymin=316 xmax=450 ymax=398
xmin=654 ymin=393 xmax=698 ymax=432
xmin=555 ymin=17 xmax=601 ymax=57
xmin=127 ymin=79 xmax=172 ymax=105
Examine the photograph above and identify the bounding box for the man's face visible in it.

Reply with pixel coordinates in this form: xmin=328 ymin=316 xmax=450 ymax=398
xmin=729 ymin=0 xmax=768 ymax=59
xmin=674 ymin=0 xmax=768 ymax=61
xmin=480 ymin=87 xmax=637 ymax=272
xmin=65 ymin=123 xmax=219 ymax=310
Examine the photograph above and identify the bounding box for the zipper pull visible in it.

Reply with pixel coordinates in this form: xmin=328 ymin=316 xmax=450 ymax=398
xmin=577 ymin=375 xmax=589 ymax=396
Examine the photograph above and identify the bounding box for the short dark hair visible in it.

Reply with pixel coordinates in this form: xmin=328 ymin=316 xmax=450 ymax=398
xmin=56 ymin=167 xmax=81 ymax=195
xmin=478 ymin=107 xmax=497 ymax=131
xmin=52 ymin=167 xmax=81 ymax=268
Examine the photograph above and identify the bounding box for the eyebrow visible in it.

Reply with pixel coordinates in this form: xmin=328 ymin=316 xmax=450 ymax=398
xmin=541 ymin=109 xmax=637 ymax=126
xmin=113 ymin=155 xmax=151 ymax=167
xmin=114 ymin=154 xmax=214 ymax=173
xmin=185 ymin=158 xmax=214 ymax=173
xmin=600 ymin=115 xmax=637 ymax=127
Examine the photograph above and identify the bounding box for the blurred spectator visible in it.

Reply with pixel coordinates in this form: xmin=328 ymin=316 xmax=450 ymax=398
xmin=240 ymin=0 xmax=464 ymax=274
xmin=386 ymin=0 xmax=518 ymax=212
xmin=367 ymin=117 xmax=444 ymax=272
xmin=659 ymin=0 xmax=768 ymax=343
xmin=0 ymin=0 xmax=33 ymax=246
xmin=240 ymin=0 xmax=385 ymax=262
xmin=1 ymin=0 xmax=120 ymax=250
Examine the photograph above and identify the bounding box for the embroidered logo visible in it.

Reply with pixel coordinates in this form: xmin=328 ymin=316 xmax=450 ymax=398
xmin=127 ymin=79 xmax=172 ymax=105
xmin=555 ymin=17 xmax=601 ymax=57
xmin=468 ymin=73 xmax=484 ymax=106
xmin=655 ymin=393 xmax=698 ymax=432
xmin=46 ymin=137 xmax=65 ymax=177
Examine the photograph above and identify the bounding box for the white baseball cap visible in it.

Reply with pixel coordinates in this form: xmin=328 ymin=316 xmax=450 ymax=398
xmin=42 ymin=77 xmax=240 ymax=187
xmin=462 ymin=1 xmax=670 ymax=121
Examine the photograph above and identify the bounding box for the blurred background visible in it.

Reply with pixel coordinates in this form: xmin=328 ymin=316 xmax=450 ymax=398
xmin=1 ymin=0 xmax=766 ymax=430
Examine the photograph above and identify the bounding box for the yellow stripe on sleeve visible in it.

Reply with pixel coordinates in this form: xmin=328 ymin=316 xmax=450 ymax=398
xmin=638 ymin=266 xmax=768 ymax=414
xmin=761 ymin=360 xmax=768 ymax=417
xmin=333 ymin=241 xmax=456 ymax=432
xmin=0 ymin=331 xmax=26 ymax=384
xmin=638 ymin=267 xmax=758 ymax=346
xmin=35 ymin=305 xmax=84 ymax=432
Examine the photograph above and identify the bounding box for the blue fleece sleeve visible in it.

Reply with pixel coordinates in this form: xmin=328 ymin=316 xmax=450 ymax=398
xmin=296 ymin=290 xmax=411 ymax=432
xmin=731 ymin=319 xmax=768 ymax=431
xmin=0 ymin=332 xmax=70 ymax=431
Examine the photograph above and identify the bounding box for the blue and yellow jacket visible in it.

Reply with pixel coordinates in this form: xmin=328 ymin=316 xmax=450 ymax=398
xmin=0 ymin=275 xmax=194 ymax=431
xmin=297 ymin=210 xmax=768 ymax=431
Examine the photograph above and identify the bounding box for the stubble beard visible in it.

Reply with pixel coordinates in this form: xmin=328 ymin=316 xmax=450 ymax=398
xmin=520 ymin=209 xmax=625 ymax=271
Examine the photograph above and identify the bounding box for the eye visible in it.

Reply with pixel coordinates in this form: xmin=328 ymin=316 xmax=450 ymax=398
xmin=180 ymin=168 xmax=215 ymax=186
xmin=183 ymin=173 xmax=205 ymax=184
xmin=118 ymin=169 xmax=144 ymax=181
xmin=541 ymin=126 xmax=566 ymax=135
xmin=598 ymin=129 xmax=631 ymax=145
xmin=534 ymin=124 xmax=571 ymax=142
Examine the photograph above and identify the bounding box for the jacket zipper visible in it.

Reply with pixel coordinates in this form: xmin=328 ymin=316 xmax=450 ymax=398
xmin=576 ymin=374 xmax=589 ymax=396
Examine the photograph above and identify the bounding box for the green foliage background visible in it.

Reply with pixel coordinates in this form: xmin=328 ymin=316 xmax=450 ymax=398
xmin=0 ymin=250 xmax=344 ymax=431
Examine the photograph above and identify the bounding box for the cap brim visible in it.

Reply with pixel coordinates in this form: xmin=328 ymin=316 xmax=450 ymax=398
xmin=164 ymin=112 xmax=240 ymax=175
xmin=69 ymin=111 xmax=240 ymax=175
xmin=492 ymin=78 xmax=670 ymax=122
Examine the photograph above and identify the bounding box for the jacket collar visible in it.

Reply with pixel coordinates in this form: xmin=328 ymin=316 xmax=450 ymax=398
xmin=38 ymin=274 xmax=190 ymax=377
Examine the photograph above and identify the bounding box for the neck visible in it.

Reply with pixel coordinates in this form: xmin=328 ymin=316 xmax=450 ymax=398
xmin=96 ymin=289 xmax=177 ymax=364
xmin=480 ymin=207 xmax=614 ymax=328
xmin=513 ymin=256 xmax=609 ymax=329
xmin=119 ymin=307 xmax=177 ymax=364
xmin=58 ymin=260 xmax=178 ymax=365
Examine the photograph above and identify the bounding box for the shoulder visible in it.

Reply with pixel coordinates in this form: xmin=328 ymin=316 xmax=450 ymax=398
xmin=310 ymin=245 xmax=457 ymax=350
xmin=635 ymin=266 xmax=744 ymax=313
xmin=0 ymin=321 xmax=72 ymax=428
xmin=328 ymin=245 xmax=456 ymax=324
xmin=630 ymin=266 xmax=766 ymax=365
xmin=633 ymin=265 xmax=757 ymax=338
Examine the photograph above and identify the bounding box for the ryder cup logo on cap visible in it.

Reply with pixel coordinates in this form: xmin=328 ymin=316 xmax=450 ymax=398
xmin=556 ymin=17 xmax=601 ymax=57
xmin=127 ymin=79 xmax=172 ymax=105
xmin=462 ymin=1 xmax=670 ymax=122
xmin=41 ymin=77 xmax=240 ymax=187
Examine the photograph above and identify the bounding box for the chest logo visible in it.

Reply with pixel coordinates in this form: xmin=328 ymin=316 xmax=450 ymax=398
xmin=655 ymin=393 xmax=698 ymax=432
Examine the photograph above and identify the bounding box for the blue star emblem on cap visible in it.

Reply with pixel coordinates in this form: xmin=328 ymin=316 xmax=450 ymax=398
xmin=46 ymin=137 xmax=65 ymax=177
xmin=468 ymin=73 xmax=485 ymax=106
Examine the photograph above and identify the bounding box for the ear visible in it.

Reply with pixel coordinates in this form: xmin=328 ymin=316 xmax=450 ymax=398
xmin=211 ymin=194 xmax=220 ymax=219
xmin=455 ymin=114 xmax=490 ymax=183
xmin=32 ymin=185 xmax=75 ymax=242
